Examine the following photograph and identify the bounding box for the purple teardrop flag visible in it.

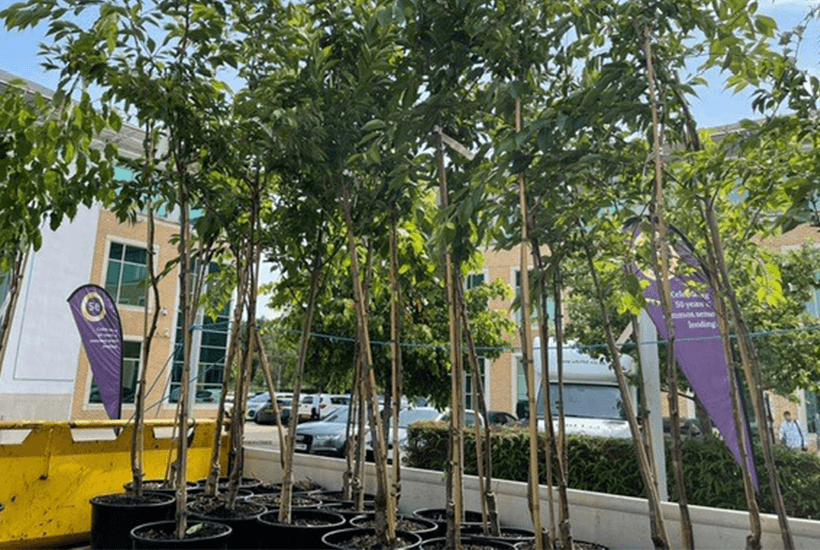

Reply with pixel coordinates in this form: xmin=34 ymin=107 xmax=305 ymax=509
xmin=630 ymin=221 xmax=758 ymax=488
xmin=67 ymin=284 xmax=123 ymax=420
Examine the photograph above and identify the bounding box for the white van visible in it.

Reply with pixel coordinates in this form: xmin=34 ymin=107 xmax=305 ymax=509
xmin=527 ymin=337 xmax=635 ymax=439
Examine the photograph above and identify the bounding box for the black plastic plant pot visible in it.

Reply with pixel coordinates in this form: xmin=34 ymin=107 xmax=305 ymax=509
xmin=319 ymin=499 xmax=376 ymax=522
xmin=188 ymin=499 xmax=266 ymax=549
xmin=257 ymin=509 xmax=346 ymax=549
xmin=420 ymin=536 xmax=516 ymax=550
xmin=322 ymin=527 xmax=422 ymax=550
xmin=411 ymin=508 xmax=484 ymax=538
xmin=312 ymin=489 xmax=375 ymax=503
xmin=350 ymin=513 xmax=438 ymax=541
xmin=460 ymin=524 xmax=536 ymax=545
xmin=130 ymin=520 xmax=232 ymax=549
xmin=89 ymin=492 xmax=175 ymax=550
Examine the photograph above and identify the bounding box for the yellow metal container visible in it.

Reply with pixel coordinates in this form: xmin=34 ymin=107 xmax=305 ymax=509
xmin=0 ymin=419 xmax=229 ymax=549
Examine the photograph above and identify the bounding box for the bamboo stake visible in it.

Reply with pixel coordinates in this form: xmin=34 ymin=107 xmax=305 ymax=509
xmin=515 ymin=96 xmax=544 ymax=550
xmin=278 ymin=247 xmax=323 ymax=524
xmin=435 ymin=127 xmax=463 ymax=550
xmin=642 ymin=30 xmax=694 ymax=549
xmin=531 ymin=248 xmax=558 ymax=550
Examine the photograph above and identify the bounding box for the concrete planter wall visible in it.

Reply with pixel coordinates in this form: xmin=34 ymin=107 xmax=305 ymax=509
xmin=244 ymin=445 xmax=820 ymax=550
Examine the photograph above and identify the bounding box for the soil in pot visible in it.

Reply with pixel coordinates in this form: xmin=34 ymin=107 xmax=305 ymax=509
xmin=187 ymin=495 xmax=266 ymax=549
xmin=123 ymin=479 xmax=197 ymax=495
xmin=130 ymin=519 xmax=231 ymax=549
xmin=197 ymin=476 xmax=262 ymax=489
xmin=314 ymin=490 xmax=375 ymax=503
xmin=90 ymin=492 xmax=175 ymax=550
xmin=320 ymin=500 xmax=376 ymax=521
xmin=421 ymin=536 xmax=516 ymax=550
xmin=322 ymin=527 xmax=422 ymax=549
xmin=247 ymin=493 xmax=322 ymax=510
xmin=351 ymin=513 xmax=438 ymax=541
xmin=257 ymin=508 xmax=346 ymax=549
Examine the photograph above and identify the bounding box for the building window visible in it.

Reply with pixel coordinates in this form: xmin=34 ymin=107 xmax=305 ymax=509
xmin=466 ymin=272 xmax=485 ymax=289
xmin=806 ymin=270 xmax=820 ymax=318
xmin=89 ymin=340 xmax=141 ymax=404
xmin=807 ymin=391 xmax=819 ymax=434
xmin=514 ymin=269 xmax=555 ymax=325
xmin=516 ymin=355 xmax=527 ymax=405
xmin=465 ymin=356 xmax=486 ymax=410
xmin=105 ymin=242 xmax=148 ymax=306
xmin=170 ymin=301 xmax=230 ymax=405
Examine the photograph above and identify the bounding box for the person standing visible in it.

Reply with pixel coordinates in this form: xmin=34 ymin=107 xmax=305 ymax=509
xmin=778 ymin=411 xmax=806 ymax=450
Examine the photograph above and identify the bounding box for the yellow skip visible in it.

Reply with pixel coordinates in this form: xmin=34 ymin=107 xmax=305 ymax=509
xmin=0 ymin=419 xmax=229 ymax=549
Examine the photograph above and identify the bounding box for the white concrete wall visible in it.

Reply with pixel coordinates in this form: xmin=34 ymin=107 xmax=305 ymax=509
xmin=0 ymin=204 xmax=100 ymax=420
xmin=244 ymin=446 xmax=820 ymax=550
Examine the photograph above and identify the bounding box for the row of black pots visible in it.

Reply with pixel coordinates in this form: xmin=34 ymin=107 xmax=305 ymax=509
xmin=92 ymin=481 xmax=535 ymax=550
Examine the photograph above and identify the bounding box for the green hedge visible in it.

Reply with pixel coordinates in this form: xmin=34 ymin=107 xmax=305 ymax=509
xmin=405 ymin=421 xmax=820 ymax=520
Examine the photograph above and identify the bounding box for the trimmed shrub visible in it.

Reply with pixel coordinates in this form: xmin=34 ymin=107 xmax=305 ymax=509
xmin=405 ymin=421 xmax=820 ymax=520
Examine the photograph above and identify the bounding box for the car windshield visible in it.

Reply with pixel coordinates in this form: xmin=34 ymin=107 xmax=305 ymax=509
xmin=249 ymin=393 xmax=269 ymax=404
xmin=536 ymin=383 xmax=626 ymax=420
xmin=323 ymin=406 xmax=351 ymax=424
xmin=398 ymin=408 xmax=439 ymax=428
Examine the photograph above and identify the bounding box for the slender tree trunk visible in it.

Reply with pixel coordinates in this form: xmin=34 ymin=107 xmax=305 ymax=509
xmin=552 ymin=267 xmax=574 ymax=550
xmin=670 ymin=78 xmax=772 ymax=548
xmin=455 ymin=279 xmax=500 ymax=537
xmin=389 ymin=209 xmax=403 ymax=510
xmin=0 ymin=247 xmax=28 ymax=377
xmin=703 ymin=203 xmax=793 ymax=549
xmin=174 ymin=171 xmax=193 ymax=540
xmin=341 ymin=184 xmax=397 ymax=546
xmin=205 ymin=257 xmax=247 ymax=495
xmin=343 ymin=336 xmax=362 ymax=501
xmin=514 ymin=97 xmax=544 ymax=550
xmin=278 ymin=249 xmax=323 ymax=524
xmin=581 ymin=240 xmax=670 ymax=550
xmin=254 ymin=328 xmax=287 ymax=468
xmin=642 ymin=30 xmax=694 ymax=549
xmin=132 ymin=192 xmax=162 ymax=497
xmin=698 ymin=218 xmax=762 ymax=550
xmin=227 ymin=228 xmax=260 ymax=509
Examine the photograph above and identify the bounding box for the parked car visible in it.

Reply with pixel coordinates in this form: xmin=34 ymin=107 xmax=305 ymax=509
xmin=293 ymin=406 xmax=355 ymax=456
xmin=366 ymin=406 xmax=440 ymax=462
xmin=246 ymin=392 xmax=271 ymax=421
xmin=434 ymin=409 xmax=486 ymax=428
xmin=254 ymin=396 xmax=293 ymax=424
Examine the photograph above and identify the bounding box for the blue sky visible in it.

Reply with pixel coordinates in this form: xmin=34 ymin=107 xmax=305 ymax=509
xmin=1 ymin=0 xmax=818 ymax=128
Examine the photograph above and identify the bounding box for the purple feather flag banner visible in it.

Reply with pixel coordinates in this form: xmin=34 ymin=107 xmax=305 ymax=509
xmin=630 ymin=222 xmax=758 ymax=489
xmin=67 ymin=284 xmax=123 ymax=420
